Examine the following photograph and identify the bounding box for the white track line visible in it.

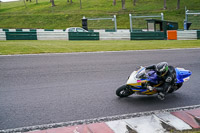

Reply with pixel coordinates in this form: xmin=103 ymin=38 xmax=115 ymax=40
xmin=0 ymin=48 xmax=200 ymax=57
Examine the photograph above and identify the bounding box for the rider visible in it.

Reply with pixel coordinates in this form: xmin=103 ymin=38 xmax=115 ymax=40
xmin=145 ymin=62 xmax=176 ymax=100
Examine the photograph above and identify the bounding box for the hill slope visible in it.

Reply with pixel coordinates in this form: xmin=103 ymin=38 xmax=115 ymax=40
xmin=0 ymin=0 xmax=199 ymax=29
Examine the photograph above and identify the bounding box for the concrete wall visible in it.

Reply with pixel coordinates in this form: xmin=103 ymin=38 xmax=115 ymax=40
xmin=99 ymin=32 xmax=130 ymax=40
xmin=177 ymin=30 xmax=197 ymax=40
xmin=94 ymin=30 xmax=130 ymax=40
xmin=37 ymin=31 xmax=68 ymax=40
xmin=0 ymin=31 xmax=6 ymax=40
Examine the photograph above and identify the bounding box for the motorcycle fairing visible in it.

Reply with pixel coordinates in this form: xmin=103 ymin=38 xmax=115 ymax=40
xmin=175 ymin=68 xmax=192 ymax=84
xmin=130 ymin=86 xmax=157 ymax=95
xmin=127 ymin=67 xmax=158 ymax=95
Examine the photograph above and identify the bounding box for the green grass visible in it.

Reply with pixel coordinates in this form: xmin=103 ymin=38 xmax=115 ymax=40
xmin=0 ymin=40 xmax=200 ymax=55
xmin=0 ymin=0 xmax=200 ymax=29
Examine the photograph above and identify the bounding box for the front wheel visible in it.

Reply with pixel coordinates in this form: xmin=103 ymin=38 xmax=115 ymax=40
xmin=116 ymin=85 xmax=134 ymax=98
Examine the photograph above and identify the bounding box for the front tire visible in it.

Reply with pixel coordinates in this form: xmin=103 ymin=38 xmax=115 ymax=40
xmin=116 ymin=85 xmax=134 ymax=98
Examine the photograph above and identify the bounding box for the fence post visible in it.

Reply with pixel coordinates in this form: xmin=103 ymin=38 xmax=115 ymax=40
xmin=185 ymin=10 xmax=188 ymax=22
xmin=114 ymin=15 xmax=117 ymax=32
xmin=129 ymin=14 xmax=133 ymax=32
xmin=82 ymin=16 xmax=88 ymax=31
xmin=161 ymin=13 xmax=164 ymax=20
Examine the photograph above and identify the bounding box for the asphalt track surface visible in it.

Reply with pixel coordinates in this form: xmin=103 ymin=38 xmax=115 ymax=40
xmin=0 ymin=48 xmax=200 ymax=130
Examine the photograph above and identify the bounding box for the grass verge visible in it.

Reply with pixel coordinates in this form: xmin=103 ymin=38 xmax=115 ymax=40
xmin=0 ymin=0 xmax=200 ymax=29
xmin=0 ymin=40 xmax=200 ymax=55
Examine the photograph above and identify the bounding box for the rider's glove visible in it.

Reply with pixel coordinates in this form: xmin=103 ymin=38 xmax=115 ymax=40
xmin=147 ymin=86 xmax=154 ymax=91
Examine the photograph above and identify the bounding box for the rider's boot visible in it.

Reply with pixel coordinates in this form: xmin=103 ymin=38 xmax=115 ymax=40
xmin=157 ymin=92 xmax=165 ymax=100
xmin=154 ymin=86 xmax=166 ymax=100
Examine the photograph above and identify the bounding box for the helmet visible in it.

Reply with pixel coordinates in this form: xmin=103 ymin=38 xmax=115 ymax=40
xmin=156 ymin=62 xmax=169 ymax=77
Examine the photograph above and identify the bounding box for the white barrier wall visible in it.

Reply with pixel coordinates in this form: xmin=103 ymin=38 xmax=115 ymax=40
xmin=1 ymin=29 xmax=199 ymax=40
xmin=93 ymin=29 xmax=130 ymax=40
xmin=37 ymin=31 xmax=68 ymax=40
xmin=99 ymin=32 xmax=130 ymax=40
xmin=0 ymin=31 xmax=6 ymax=40
xmin=177 ymin=30 xmax=197 ymax=40
xmin=94 ymin=29 xmax=130 ymax=33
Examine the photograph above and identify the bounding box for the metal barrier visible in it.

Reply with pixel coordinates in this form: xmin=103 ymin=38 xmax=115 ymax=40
xmin=184 ymin=8 xmax=200 ymax=30
xmin=87 ymin=15 xmax=117 ymax=32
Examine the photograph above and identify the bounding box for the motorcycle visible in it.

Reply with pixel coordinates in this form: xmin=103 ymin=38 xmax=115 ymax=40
xmin=116 ymin=66 xmax=192 ymax=98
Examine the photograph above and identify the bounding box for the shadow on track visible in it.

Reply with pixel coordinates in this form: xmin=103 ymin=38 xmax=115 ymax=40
xmin=115 ymin=92 xmax=184 ymax=106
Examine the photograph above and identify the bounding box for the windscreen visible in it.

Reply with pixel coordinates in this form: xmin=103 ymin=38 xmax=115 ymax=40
xmin=136 ymin=68 xmax=147 ymax=79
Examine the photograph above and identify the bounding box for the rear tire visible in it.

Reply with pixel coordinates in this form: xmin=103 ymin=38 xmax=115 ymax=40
xmin=116 ymin=85 xmax=134 ymax=98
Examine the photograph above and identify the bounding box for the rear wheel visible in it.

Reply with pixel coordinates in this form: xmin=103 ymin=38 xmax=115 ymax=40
xmin=116 ymin=85 xmax=134 ymax=98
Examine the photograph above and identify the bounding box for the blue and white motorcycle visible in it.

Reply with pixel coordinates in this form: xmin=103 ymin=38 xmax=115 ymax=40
xmin=116 ymin=66 xmax=192 ymax=98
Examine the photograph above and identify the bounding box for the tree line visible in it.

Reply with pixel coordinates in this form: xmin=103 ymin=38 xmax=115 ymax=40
xmin=24 ymin=0 xmax=181 ymax=10
xmin=116 ymin=0 xmax=181 ymax=10
xmin=24 ymin=0 xmax=81 ymax=8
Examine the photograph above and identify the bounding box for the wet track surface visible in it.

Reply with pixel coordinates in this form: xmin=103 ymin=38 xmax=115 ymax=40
xmin=0 ymin=48 xmax=200 ymax=130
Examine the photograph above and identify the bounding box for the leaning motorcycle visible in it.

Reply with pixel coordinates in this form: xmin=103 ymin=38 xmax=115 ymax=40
xmin=116 ymin=66 xmax=192 ymax=98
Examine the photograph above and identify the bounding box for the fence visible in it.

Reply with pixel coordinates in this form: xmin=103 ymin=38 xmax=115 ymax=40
xmin=86 ymin=15 xmax=117 ymax=32
xmin=185 ymin=9 xmax=200 ymax=30
xmin=129 ymin=13 xmax=164 ymax=32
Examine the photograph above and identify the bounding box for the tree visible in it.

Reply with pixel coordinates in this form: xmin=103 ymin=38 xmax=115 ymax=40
xmin=121 ymin=0 xmax=125 ymax=10
xmin=176 ymin=0 xmax=180 ymax=9
xmin=133 ymin=0 xmax=136 ymax=6
xmin=80 ymin=0 xmax=82 ymax=9
xmin=163 ymin=0 xmax=167 ymax=9
xmin=67 ymin=0 xmax=72 ymax=3
xmin=113 ymin=0 xmax=116 ymax=6
xmin=23 ymin=0 xmax=27 ymax=8
xmin=50 ymin=0 xmax=55 ymax=7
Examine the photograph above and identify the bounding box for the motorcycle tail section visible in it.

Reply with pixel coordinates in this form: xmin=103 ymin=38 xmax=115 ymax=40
xmin=176 ymin=68 xmax=192 ymax=83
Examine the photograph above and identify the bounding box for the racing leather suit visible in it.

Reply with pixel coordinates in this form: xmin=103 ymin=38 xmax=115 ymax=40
xmin=145 ymin=65 xmax=176 ymax=94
